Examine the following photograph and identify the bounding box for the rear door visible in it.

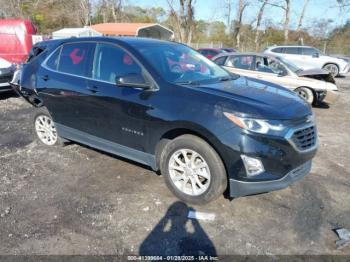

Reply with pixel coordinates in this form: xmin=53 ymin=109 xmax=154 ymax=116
xmin=37 ymin=41 xmax=96 ymax=131
xmin=223 ymin=55 xmax=257 ymax=78
xmin=282 ymin=47 xmax=304 ymax=68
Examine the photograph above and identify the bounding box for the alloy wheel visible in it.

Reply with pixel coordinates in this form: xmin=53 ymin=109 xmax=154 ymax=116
xmin=35 ymin=115 xmax=58 ymax=146
xmin=168 ymin=149 xmax=211 ymax=196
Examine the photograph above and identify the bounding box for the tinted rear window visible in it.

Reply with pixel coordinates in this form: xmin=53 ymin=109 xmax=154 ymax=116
xmin=214 ymin=56 xmax=228 ymax=66
xmin=284 ymin=47 xmax=300 ymax=54
xmin=46 ymin=47 xmax=61 ymax=70
xmin=271 ymin=47 xmax=283 ymax=53
xmin=58 ymin=43 xmax=95 ymax=77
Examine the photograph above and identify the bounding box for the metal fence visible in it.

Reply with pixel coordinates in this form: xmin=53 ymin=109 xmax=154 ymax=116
xmin=189 ymin=41 xmax=350 ymax=56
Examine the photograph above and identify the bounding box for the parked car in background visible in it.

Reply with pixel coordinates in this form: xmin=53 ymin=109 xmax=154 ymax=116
xmin=197 ymin=48 xmax=237 ymax=59
xmin=0 ymin=19 xmax=37 ymax=64
xmin=213 ymin=52 xmax=339 ymax=105
xmin=0 ymin=57 xmax=15 ymax=92
xmin=264 ymin=45 xmax=349 ymax=77
xmin=14 ymin=37 xmax=317 ymax=204
xmin=197 ymin=48 xmax=226 ymax=59
xmin=220 ymin=48 xmax=237 ymax=53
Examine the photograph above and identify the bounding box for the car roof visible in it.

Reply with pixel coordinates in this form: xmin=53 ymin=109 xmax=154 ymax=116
xmin=212 ymin=52 xmax=271 ymax=60
xmin=42 ymin=36 xmax=178 ymax=48
xmin=267 ymin=45 xmax=312 ymax=49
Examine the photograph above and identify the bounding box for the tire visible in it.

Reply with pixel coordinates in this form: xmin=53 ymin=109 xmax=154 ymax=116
xmin=295 ymin=87 xmax=314 ymax=104
xmin=323 ymin=63 xmax=339 ymax=77
xmin=33 ymin=107 xmax=65 ymax=147
xmin=160 ymin=134 xmax=227 ymax=205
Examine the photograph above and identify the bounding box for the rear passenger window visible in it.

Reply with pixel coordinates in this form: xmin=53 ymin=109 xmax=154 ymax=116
xmin=272 ymin=47 xmax=283 ymax=53
xmin=214 ymin=56 xmax=228 ymax=66
xmin=284 ymin=47 xmax=300 ymax=55
xmin=93 ymin=43 xmax=142 ymax=83
xmin=58 ymin=43 xmax=95 ymax=77
xmin=46 ymin=47 xmax=61 ymax=70
xmin=226 ymin=55 xmax=254 ymax=70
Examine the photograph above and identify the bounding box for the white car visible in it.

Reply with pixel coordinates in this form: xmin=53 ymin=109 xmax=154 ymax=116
xmin=213 ymin=52 xmax=339 ymax=105
xmin=264 ymin=46 xmax=349 ymax=77
xmin=0 ymin=57 xmax=15 ymax=92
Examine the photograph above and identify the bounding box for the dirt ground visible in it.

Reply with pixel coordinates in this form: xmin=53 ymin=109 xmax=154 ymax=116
xmin=0 ymin=76 xmax=350 ymax=257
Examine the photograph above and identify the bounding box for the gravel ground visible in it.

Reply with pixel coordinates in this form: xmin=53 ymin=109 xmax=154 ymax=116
xmin=0 ymin=76 xmax=350 ymax=256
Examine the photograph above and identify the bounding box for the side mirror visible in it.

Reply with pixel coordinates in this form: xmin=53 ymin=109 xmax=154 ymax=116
xmin=312 ymin=53 xmax=319 ymax=58
xmin=116 ymin=73 xmax=151 ymax=89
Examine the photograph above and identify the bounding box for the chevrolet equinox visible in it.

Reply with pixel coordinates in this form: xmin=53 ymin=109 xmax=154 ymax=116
xmin=14 ymin=37 xmax=318 ymax=204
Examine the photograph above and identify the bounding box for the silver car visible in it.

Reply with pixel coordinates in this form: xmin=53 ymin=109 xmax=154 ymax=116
xmin=213 ymin=52 xmax=339 ymax=105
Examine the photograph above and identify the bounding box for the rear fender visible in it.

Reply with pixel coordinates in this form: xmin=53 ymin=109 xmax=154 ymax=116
xmin=10 ymin=82 xmax=43 ymax=107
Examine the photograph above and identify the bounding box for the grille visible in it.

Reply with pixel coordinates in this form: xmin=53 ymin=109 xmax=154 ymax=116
xmin=0 ymin=73 xmax=13 ymax=84
xmin=291 ymin=125 xmax=317 ymax=151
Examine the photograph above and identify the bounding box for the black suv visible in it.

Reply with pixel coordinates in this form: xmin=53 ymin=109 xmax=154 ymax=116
xmin=14 ymin=37 xmax=318 ymax=204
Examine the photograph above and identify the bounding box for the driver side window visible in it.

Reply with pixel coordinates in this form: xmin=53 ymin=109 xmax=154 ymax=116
xmin=93 ymin=43 xmax=143 ymax=84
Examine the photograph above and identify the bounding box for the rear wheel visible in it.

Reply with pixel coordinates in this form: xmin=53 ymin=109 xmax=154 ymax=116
xmin=33 ymin=108 xmax=65 ymax=146
xmin=323 ymin=63 xmax=339 ymax=77
xmin=295 ymin=87 xmax=314 ymax=104
xmin=160 ymin=134 xmax=227 ymax=205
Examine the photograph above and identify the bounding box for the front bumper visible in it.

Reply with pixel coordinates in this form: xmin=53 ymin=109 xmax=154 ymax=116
xmin=229 ymin=160 xmax=312 ymax=197
xmin=339 ymin=64 xmax=350 ymax=76
xmin=323 ymin=90 xmax=339 ymax=104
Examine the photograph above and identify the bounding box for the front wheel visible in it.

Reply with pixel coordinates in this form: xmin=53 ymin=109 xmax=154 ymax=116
xmin=295 ymin=87 xmax=314 ymax=104
xmin=160 ymin=135 xmax=227 ymax=205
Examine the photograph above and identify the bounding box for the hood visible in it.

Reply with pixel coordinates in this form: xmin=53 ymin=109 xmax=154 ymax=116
xmin=297 ymin=68 xmax=335 ymax=84
xmin=297 ymin=68 xmax=329 ymax=77
xmin=192 ymin=76 xmax=311 ymax=120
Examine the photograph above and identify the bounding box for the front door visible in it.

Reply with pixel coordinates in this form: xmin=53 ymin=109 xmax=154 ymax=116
xmin=84 ymin=42 xmax=155 ymax=152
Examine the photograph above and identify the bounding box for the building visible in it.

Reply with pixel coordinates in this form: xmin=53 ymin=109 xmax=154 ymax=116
xmin=90 ymin=23 xmax=174 ymax=40
xmin=52 ymin=27 xmax=101 ymax=39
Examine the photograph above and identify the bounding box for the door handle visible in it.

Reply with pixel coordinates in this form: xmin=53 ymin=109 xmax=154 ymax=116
xmin=257 ymin=75 xmax=263 ymax=79
xmin=87 ymin=86 xmax=99 ymax=93
xmin=41 ymin=75 xmax=49 ymax=81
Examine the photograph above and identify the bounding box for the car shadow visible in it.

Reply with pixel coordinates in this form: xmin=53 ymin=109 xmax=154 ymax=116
xmin=139 ymin=201 xmax=217 ymax=256
xmin=313 ymin=102 xmax=330 ymax=109
xmin=0 ymin=90 xmax=18 ymax=100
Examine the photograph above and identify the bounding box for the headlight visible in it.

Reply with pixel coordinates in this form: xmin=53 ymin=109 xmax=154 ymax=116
xmin=223 ymin=112 xmax=286 ymax=135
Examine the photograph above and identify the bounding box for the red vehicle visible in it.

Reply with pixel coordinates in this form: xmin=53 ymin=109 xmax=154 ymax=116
xmin=0 ymin=19 xmax=37 ymax=64
xmin=197 ymin=48 xmax=224 ymax=59
xmin=197 ymin=48 xmax=237 ymax=59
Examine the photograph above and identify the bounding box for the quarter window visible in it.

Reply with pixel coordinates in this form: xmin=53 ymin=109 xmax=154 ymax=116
xmin=214 ymin=56 xmax=228 ymax=66
xmin=46 ymin=47 xmax=61 ymax=70
xmin=284 ymin=47 xmax=300 ymax=55
xmin=271 ymin=47 xmax=283 ymax=53
xmin=58 ymin=43 xmax=95 ymax=77
xmin=93 ymin=43 xmax=143 ymax=83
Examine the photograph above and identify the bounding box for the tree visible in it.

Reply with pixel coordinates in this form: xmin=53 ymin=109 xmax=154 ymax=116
xmin=254 ymin=0 xmax=268 ymax=51
xmin=297 ymin=0 xmax=310 ymax=32
xmin=167 ymin=0 xmax=195 ymax=44
xmin=232 ymin=0 xmax=249 ymax=48
xmin=79 ymin=0 xmax=91 ymax=26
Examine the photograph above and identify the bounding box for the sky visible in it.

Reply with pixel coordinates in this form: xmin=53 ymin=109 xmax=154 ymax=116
xmin=130 ymin=0 xmax=350 ymax=30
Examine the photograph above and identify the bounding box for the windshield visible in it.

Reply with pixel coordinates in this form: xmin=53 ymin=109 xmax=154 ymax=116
xmin=134 ymin=42 xmax=233 ymax=85
xmin=276 ymin=56 xmax=301 ymax=73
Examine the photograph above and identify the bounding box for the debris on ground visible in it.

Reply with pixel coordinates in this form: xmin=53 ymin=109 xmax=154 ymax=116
xmin=188 ymin=211 xmax=215 ymax=221
xmin=334 ymin=228 xmax=350 ymax=249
